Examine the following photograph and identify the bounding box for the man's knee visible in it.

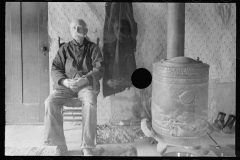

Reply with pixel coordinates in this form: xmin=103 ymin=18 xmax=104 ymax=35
xmin=78 ymin=89 xmax=97 ymax=106
xmin=44 ymin=97 xmax=54 ymax=111
xmin=82 ymin=96 xmax=97 ymax=107
xmin=44 ymin=95 xmax=55 ymax=106
xmin=44 ymin=96 xmax=62 ymax=112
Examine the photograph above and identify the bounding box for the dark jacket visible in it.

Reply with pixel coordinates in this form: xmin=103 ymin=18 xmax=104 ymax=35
xmin=51 ymin=38 xmax=105 ymax=93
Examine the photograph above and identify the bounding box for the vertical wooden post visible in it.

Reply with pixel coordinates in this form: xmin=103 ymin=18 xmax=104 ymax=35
xmin=167 ymin=3 xmax=185 ymax=59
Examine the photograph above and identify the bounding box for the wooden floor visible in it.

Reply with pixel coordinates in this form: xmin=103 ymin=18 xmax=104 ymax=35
xmin=5 ymin=123 xmax=136 ymax=156
xmin=5 ymin=123 xmax=235 ymax=156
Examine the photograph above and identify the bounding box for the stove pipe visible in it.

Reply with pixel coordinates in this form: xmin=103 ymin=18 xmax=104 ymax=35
xmin=167 ymin=3 xmax=185 ymax=59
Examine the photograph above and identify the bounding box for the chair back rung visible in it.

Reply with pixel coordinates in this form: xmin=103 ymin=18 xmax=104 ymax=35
xmin=63 ymin=119 xmax=82 ymax=122
xmin=64 ymin=115 xmax=82 ymax=119
xmin=63 ymin=114 xmax=82 ymax=117
xmin=62 ymin=107 xmax=82 ymax=123
xmin=63 ymin=109 xmax=82 ymax=112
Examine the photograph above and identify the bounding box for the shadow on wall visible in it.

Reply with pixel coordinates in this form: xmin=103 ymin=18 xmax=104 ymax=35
xmin=132 ymin=3 xmax=146 ymax=68
xmin=87 ymin=3 xmax=105 ymax=27
xmin=155 ymin=3 xmax=167 ymax=62
xmin=186 ymin=4 xmax=208 ymax=37
xmin=132 ymin=87 xmax=152 ymax=120
xmin=155 ymin=14 xmax=167 ymax=62
xmin=214 ymin=3 xmax=233 ymax=29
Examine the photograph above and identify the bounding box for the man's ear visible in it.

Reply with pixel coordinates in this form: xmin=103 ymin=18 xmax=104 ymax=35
xmin=84 ymin=28 xmax=88 ymax=36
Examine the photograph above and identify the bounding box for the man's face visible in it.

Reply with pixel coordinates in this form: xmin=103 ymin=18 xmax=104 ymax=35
xmin=70 ymin=21 xmax=87 ymax=40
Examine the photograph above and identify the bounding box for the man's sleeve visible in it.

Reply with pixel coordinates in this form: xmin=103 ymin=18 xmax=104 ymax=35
xmin=51 ymin=48 xmax=67 ymax=85
xmin=84 ymin=45 xmax=105 ymax=84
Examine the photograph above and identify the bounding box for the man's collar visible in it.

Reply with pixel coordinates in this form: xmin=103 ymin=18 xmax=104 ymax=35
xmin=71 ymin=37 xmax=87 ymax=46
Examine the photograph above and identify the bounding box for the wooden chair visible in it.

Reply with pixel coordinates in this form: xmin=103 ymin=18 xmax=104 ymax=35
xmin=58 ymin=37 xmax=100 ymax=123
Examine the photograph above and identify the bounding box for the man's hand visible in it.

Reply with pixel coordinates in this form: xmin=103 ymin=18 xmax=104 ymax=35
xmin=62 ymin=79 xmax=76 ymax=88
xmin=69 ymin=77 xmax=89 ymax=92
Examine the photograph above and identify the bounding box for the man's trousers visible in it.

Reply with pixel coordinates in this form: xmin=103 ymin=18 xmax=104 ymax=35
xmin=43 ymin=86 xmax=98 ymax=149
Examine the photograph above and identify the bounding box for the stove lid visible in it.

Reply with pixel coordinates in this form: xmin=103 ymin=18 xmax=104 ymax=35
xmin=167 ymin=56 xmax=202 ymax=64
xmin=154 ymin=56 xmax=209 ymax=68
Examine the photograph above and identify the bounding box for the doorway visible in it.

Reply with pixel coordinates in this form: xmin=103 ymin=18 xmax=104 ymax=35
xmin=5 ymin=2 xmax=49 ymax=124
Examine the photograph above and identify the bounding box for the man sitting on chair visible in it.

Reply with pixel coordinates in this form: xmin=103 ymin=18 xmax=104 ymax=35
xmin=43 ymin=19 xmax=104 ymax=156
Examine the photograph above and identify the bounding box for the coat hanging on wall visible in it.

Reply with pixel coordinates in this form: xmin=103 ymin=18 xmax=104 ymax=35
xmin=102 ymin=2 xmax=138 ymax=97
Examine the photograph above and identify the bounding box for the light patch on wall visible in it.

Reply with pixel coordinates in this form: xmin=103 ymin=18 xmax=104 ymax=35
xmin=185 ymin=3 xmax=235 ymax=83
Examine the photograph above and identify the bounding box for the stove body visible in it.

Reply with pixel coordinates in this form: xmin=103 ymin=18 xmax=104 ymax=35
xmin=140 ymin=57 xmax=211 ymax=156
xmin=151 ymin=57 xmax=209 ymax=147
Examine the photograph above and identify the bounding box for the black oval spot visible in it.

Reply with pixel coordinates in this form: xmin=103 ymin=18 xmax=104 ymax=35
xmin=131 ymin=68 xmax=152 ymax=89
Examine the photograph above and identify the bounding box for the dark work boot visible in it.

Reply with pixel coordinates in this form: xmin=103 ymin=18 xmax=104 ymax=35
xmin=213 ymin=112 xmax=226 ymax=131
xmin=222 ymin=114 xmax=235 ymax=134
